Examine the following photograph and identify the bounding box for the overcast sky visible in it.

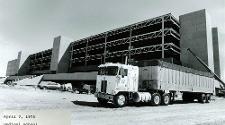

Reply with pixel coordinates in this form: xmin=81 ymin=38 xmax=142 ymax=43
xmin=0 ymin=0 xmax=224 ymax=78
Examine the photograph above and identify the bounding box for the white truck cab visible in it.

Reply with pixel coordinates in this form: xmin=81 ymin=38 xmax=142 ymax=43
xmin=95 ymin=63 xmax=139 ymax=107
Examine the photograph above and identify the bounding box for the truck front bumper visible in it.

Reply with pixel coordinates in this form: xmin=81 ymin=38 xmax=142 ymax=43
xmin=95 ymin=92 xmax=114 ymax=101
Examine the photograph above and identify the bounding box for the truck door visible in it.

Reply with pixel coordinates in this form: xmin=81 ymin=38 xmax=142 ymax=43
xmin=117 ymin=68 xmax=128 ymax=91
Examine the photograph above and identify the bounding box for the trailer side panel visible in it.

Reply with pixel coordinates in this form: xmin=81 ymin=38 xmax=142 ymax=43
xmin=139 ymin=66 xmax=214 ymax=93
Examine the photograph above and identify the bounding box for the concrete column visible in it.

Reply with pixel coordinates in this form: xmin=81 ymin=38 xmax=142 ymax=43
xmin=212 ymin=27 xmax=221 ymax=77
xmin=50 ymin=36 xmax=60 ymax=72
xmin=103 ymin=34 xmax=107 ymax=63
xmin=50 ymin=36 xmax=73 ymax=73
xmin=161 ymin=17 xmax=165 ymax=58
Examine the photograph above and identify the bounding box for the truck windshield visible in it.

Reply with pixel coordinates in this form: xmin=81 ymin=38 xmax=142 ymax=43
xmin=98 ymin=66 xmax=118 ymax=76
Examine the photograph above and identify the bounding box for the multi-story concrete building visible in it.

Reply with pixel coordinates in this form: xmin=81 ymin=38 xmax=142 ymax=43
xmin=6 ymin=9 xmax=221 ymax=87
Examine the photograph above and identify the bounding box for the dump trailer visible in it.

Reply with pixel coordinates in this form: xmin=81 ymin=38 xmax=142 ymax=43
xmin=94 ymin=60 xmax=215 ymax=107
xmin=187 ymin=48 xmax=225 ymax=96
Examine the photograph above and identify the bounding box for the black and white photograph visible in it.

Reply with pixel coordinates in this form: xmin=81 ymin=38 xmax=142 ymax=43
xmin=0 ymin=0 xmax=225 ymax=125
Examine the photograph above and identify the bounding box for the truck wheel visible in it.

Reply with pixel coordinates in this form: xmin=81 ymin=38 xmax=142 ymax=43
xmin=198 ymin=93 xmax=206 ymax=103
xmin=205 ymin=94 xmax=211 ymax=103
xmin=162 ymin=93 xmax=170 ymax=105
xmin=113 ymin=94 xmax=126 ymax=108
xmin=97 ymin=98 xmax=108 ymax=106
xmin=151 ymin=93 xmax=161 ymax=106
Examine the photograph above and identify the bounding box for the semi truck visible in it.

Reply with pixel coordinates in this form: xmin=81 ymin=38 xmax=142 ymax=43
xmin=94 ymin=60 xmax=216 ymax=107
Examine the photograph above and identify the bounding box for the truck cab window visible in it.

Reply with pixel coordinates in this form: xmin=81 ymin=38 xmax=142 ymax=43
xmin=98 ymin=67 xmax=105 ymax=75
xmin=98 ymin=66 xmax=118 ymax=76
xmin=106 ymin=66 xmax=118 ymax=75
xmin=119 ymin=68 xmax=128 ymax=76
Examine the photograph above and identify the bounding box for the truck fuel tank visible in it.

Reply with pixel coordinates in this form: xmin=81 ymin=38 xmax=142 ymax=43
xmin=133 ymin=92 xmax=151 ymax=102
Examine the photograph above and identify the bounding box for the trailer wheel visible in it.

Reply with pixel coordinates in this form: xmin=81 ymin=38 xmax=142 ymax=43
xmin=97 ymin=98 xmax=108 ymax=106
xmin=113 ymin=94 xmax=126 ymax=108
xmin=162 ymin=93 xmax=170 ymax=105
xmin=198 ymin=93 xmax=206 ymax=103
xmin=151 ymin=93 xmax=161 ymax=106
xmin=205 ymin=94 xmax=211 ymax=103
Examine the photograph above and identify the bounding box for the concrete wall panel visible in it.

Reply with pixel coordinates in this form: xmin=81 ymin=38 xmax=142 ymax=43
xmin=6 ymin=51 xmax=21 ymax=76
xmin=50 ymin=36 xmax=73 ymax=73
xmin=212 ymin=27 xmax=221 ymax=77
xmin=179 ymin=9 xmax=214 ymax=72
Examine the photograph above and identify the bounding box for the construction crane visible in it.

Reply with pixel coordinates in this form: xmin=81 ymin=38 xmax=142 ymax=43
xmin=187 ymin=48 xmax=225 ymax=96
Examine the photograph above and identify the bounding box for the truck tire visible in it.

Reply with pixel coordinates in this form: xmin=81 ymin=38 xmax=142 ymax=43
xmin=113 ymin=94 xmax=126 ymax=108
xmin=205 ymin=94 xmax=211 ymax=103
xmin=97 ymin=98 xmax=108 ymax=106
xmin=198 ymin=93 xmax=206 ymax=103
xmin=151 ymin=93 xmax=161 ymax=106
xmin=162 ymin=93 xmax=170 ymax=105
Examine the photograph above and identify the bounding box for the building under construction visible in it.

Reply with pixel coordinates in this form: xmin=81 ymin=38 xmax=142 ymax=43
xmin=5 ymin=9 xmax=221 ymax=89
xmin=69 ymin=13 xmax=180 ymax=72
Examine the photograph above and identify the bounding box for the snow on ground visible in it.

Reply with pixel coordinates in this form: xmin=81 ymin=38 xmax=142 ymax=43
xmin=0 ymin=85 xmax=225 ymax=125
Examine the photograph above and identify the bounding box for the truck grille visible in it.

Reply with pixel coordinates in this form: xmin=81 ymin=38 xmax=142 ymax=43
xmin=101 ymin=81 xmax=107 ymax=93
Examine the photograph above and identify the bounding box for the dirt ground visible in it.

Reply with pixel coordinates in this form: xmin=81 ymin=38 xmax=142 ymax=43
xmin=0 ymin=85 xmax=225 ymax=125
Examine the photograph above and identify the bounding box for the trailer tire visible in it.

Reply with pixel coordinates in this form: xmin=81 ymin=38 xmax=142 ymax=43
xmin=113 ymin=94 xmax=126 ymax=108
xmin=162 ymin=93 xmax=170 ymax=105
xmin=97 ymin=98 xmax=108 ymax=106
xmin=198 ymin=93 xmax=206 ymax=103
xmin=151 ymin=93 xmax=161 ymax=106
xmin=205 ymin=94 xmax=211 ymax=103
